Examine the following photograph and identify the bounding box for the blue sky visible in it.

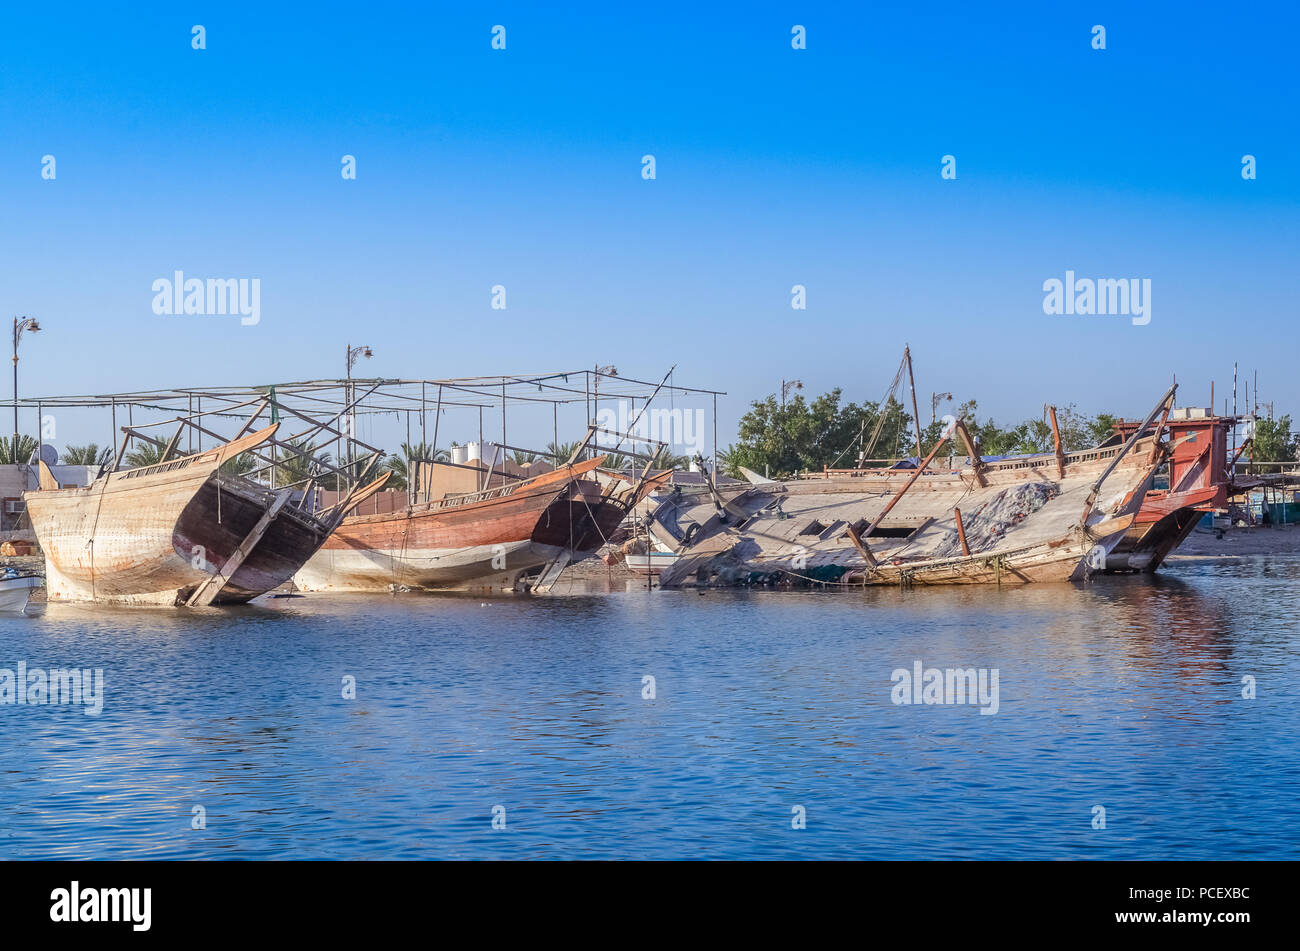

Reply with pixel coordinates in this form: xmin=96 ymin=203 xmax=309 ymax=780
xmin=1 ymin=1 xmax=1296 ymax=453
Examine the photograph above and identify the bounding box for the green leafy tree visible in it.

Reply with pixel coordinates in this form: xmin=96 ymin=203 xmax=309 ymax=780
xmin=1087 ymin=413 xmax=1120 ymax=447
xmin=1253 ymin=415 xmax=1296 ymax=462
xmin=724 ymin=389 xmax=912 ymax=478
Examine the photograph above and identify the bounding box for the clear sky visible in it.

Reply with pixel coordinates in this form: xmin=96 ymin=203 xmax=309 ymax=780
xmin=1 ymin=2 xmax=1296 ymax=454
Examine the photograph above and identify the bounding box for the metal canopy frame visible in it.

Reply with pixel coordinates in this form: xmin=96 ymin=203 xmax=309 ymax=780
xmin=15 ymin=368 xmax=725 ymax=494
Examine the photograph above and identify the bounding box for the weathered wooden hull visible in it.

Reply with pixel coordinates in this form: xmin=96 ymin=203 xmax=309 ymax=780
xmin=25 ymin=427 xmax=335 ymax=605
xmin=659 ymin=428 xmax=1166 ymax=589
xmin=295 ymin=460 xmax=638 ymax=593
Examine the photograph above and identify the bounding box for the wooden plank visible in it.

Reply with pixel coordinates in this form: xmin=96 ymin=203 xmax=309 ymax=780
xmin=185 ymin=488 xmax=292 ymax=606
xmin=859 ymin=432 xmax=952 ymax=539
xmin=158 ymin=421 xmax=187 ymax=464
xmin=844 ymin=521 xmax=877 ymax=567
xmin=531 ymin=550 xmax=572 ymax=593
xmin=1048 ymin=406 xmax=1065 ymax=479
xmin=953 ymin=419 xmax=987 ymax=487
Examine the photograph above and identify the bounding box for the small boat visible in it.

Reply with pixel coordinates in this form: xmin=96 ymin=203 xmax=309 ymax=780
xmin=0 ymin=575 xmax=42 ymax=612
xmin=623 ymin=550 xmax=679 ymax=576
xmin=24 ymin=424 xmax=388 ymax=606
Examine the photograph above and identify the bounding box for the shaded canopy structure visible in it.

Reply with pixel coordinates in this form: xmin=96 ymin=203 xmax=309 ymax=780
xmin=16 ymin=368 xmax=726 ymax=492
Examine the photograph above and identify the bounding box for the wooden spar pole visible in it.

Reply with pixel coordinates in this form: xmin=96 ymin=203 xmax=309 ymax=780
xmin=905 ymin=345 xmax=923 ymax=462
xmin=1150 ymin=398 xmax=1174 ymax=465
xmin=860 ymin=430 xmax=952 ymax=539
xmin=231 ymin=397 xmax=271 ymax=440
xmin=431 ymin=384 xmax=443 ymax=455
xmin=954 ymin=507 xmax=970 ymax=556
xmin=1048 ymin=405 xmax=1065 ymax=478
xmin=1079 ymin=382 xmax=1177 ymax=529
xmin=953 ymin=419 xmax=987 ymax=487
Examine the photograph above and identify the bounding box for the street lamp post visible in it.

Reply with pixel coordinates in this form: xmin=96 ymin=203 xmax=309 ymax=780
xmin=345 ymin=343 xmax=373 ymax=474
xmin=12 ymin=316 xmax=40 ymax=459
xmin=779 ymin=379 xmax=802 ymax=472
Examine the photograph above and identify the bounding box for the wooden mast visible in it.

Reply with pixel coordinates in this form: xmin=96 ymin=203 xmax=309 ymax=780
xmin=905 ymin=345 xmax=923 ymax=463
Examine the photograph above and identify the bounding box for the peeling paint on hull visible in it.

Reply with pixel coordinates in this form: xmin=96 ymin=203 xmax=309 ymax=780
xmin=25 ymin=426 xmax=335 ymax=605
xmin=295 ymin=459 xmax=641 ymax=593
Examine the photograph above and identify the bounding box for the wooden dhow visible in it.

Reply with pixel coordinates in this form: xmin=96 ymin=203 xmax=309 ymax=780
xmin=656 ymin=385 xmax=1178 ymax=589
xmin=295 ymin=426 xmax=669 ymax=594
xmin=25 ymin=406 xmax=389 ymax=606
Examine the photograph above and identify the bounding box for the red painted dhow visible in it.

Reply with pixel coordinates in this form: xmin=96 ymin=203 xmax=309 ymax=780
xmin=295 ymin=456 xmax=662 ymax=594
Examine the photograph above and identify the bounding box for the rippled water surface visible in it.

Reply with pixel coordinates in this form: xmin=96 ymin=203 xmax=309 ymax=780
xmin=2 ymin=556 xmax=1297 ymax=859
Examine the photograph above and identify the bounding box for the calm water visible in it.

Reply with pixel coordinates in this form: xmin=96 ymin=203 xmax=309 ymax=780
xmin=1 ymin=556 xmax=1297 ymax=860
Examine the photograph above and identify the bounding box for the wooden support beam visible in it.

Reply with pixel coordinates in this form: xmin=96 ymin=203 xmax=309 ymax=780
xmin=114 ymin=429 xmax=131 ymax=472
xmin=860 ymin=432 xmax=952 ymax=539
xmin=1150 ymin=399 xmax=1174 ymax=464
xmin=954 ymin=507 xmax=970 ymax=556
xmin=845 ymin=521 xmax=877 ymax=567
xmin=1080 ymin=382 xmax=1178 ymax=528
xmin=1048 ymin=406 xmax=1065 ymax=479
xmin=231 ymin=396 xmax=271 ymax=440
xmin=158 ymin=421 xmax=186 ymax=464
xmin=185 ymin=489 xmax=292 ymax=606
xmin=953 ymin=419 xmax=987 ymax=487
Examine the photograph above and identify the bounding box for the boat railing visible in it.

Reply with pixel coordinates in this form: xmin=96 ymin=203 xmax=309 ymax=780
xmin=120 ymin=454 xmax=209 ymax=480
xmin=417 ymin=480 xmax=521 ymax=512
xmin=815 ymin=438 xmax=1137 ymax=479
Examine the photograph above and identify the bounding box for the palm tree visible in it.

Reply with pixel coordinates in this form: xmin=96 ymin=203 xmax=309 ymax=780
xmin=383 ymin=453 xmax=409 ymax=491
xmin=401 ymin=441 xmax=447 ymax=463
xmin=0 ymin=435 xmax=39 ymax=465
xmin=510 ymin=449 xmax=537 ymax=466
xmin=546 ymin=440 xmax=583 ymax=466
xmin=124 ymin=441 xmax=169 ymax=468
xmin=382 ymin=442 xmax=448 ymax=492
xmin=602 ymin=452 xmax=631 ymax=470
xmin=275 ymin=438 xmax=330 ymax=487
xmin=651 ymin=447 xmax=690 ymax=471
xmin=60 ymin=444 xmax=113 ymax=466
xmin=220 ymin=452 xmax=258 ymax=477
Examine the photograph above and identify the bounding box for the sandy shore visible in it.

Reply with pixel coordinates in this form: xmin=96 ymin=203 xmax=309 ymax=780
xmin=1169 ymin=524 xmax=1300 ymax=558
